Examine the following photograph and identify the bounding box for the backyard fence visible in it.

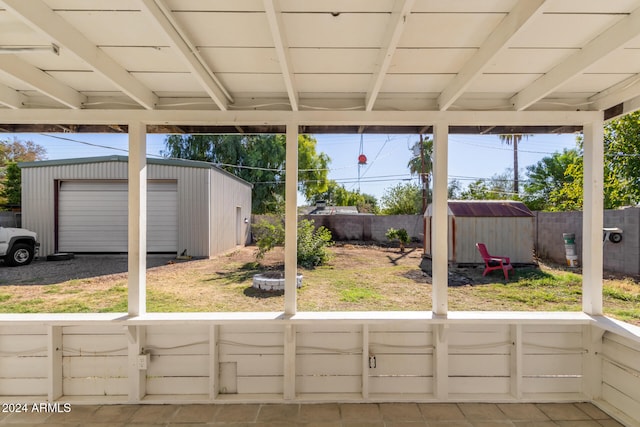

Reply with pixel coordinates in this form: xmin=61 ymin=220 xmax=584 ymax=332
xmin=255 ymin=207 xmax=640 ymax=276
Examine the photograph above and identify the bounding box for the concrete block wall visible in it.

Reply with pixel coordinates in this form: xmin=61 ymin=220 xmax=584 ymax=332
xmin=535 ymin=208 xmax=639 ymax=276
xmin=254 ymin=210 xmax=639 ymax=276
xmin=534 ymin=211 xmax=583 ymax=263
xmin=300 ymin=214 xmax=424 ymax=243
xmin=252 ymin=214 xmax=425 ymax=244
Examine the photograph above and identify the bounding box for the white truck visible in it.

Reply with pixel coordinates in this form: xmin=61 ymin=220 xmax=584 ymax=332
xmin=0 ymin=226 xmax=39 ymax=267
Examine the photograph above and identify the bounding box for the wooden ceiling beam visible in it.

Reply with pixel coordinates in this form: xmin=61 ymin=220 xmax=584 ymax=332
xmin=1 ymin=0 xmax=158 ymax=110
xmin=138 ymin=0 xmax=230 ymax=110
xmin=263 ymin=0 xmax=299 ymax=111
xmin=511 ymin=5 xmax=640 ymax=111
xmin=438 ymin=0 xmax=546 ymax=111
xmin=0 ymin=55 xmax=85 ymax=109
xmin=365 ymin=0 xmax=415 ymax=111
xmin=0 ymin=82 xmax=27 ymax=109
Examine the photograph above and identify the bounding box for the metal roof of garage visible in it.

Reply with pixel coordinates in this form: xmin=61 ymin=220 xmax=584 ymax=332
xmin=18 ymin=155 xmax=254 ymax=186
xmin=0 ymin=0 xmax=640 ymax=134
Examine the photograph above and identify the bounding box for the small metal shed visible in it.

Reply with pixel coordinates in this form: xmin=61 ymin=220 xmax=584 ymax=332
xmin=424 ymin=200 xmax=535 ymax=265
xmin=19 ymin=156 xmax=252 ymax=258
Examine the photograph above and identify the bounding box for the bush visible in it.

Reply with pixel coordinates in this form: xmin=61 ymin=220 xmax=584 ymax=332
xmin=297 ymin=219 xmax=333 ymax=268
xmin=252 ymin=217 xmax=333 ymax=268
xmin=386 ymin=227 xmax=409 ymax=252
xmin=252 ymin=215 xmax=286 ymax=259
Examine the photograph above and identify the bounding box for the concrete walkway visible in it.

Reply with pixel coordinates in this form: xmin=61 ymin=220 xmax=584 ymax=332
xmin=0 ymin=402 xmax=623 ymax=426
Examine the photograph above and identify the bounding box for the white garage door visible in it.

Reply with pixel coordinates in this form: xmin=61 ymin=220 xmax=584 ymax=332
xmin=58 ymin=181 xmax=178 ymax=253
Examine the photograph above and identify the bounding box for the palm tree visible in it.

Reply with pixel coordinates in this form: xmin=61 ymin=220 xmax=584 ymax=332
xmin=498 ymin=134 xmax=529 ymax=196
xmin=408 ymin=134 xmax=433 ymax=210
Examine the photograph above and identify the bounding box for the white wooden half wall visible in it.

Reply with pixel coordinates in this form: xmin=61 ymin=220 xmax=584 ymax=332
xmin=0 ymin=313 xmax=638 ymax=426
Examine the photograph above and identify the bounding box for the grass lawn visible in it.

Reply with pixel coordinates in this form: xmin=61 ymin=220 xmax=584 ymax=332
xmin=1 ymin=244 xmax=639 ymax=326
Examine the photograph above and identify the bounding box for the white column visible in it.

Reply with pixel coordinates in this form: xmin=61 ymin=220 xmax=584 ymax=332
xmin=284 ymin=123 xmax=298 ymax=316
xmin=47 ymin=325 xmax=62 ymax=401
xmin=127 ymin=326 xmax=146 ymax=402
xmin=128 ymin=121 xmax=147 ymax=316
xmin=283 ymin=324 xmax=296 ymax=399
xmin=582 ymin=119 xmax=604 ymax=315
xmin=432 ymin=123 xmax=449 ymax=315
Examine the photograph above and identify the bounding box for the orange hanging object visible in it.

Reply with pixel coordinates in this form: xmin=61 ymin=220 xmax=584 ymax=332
xmin=358 ymin=154 xmax=367 ymax=164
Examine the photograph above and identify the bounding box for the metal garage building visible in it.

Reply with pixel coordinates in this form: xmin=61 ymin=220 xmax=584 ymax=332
xmin=19 ymin=155 xmax=252 ymax=258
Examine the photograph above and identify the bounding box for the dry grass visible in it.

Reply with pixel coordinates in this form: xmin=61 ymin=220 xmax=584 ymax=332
xmin=1 ymin=244 xmax=639 ymax=326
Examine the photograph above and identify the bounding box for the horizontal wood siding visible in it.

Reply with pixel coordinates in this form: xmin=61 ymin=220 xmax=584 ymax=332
xmin=0 ymin=326 xmax=48 ymax=396
xmin=1 ymin=315 xmax=639 ymax=425
xmin=145 ymin=325 xmax=210 ymax=396
xmin=296 ymin=325 xmax=362 ymax=395
xmin=369 ymin=324 xmax=434 ymax=396
xmin=521 ymin=325 xmax=583 ymax=395
xmin=601 ymin=332 xmax=640 ymax=423
xmin=219 ymin=325 xmax=284 ymax=395
xmin=448 ymin=325 xmax=511 ymax=395
xmin=61 ymin=325 xmax=128 ymax=397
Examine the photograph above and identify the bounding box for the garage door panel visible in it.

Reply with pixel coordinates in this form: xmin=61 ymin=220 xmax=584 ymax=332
xmin=59 ymin=181 xmax=177 ymax=253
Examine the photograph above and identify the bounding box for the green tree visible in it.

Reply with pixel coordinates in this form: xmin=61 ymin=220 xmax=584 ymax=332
xmin=547 ymin=150 xmax=627 ymax=211
xmin=447 ymin=179 xmax=463 ymax=199
xmin=541 ymin=113 xmax=640 ymax=211
xmin=312 ymin=180 xmax=379 ymax=214
xmin=459 ymin=170 xmax=515 ymax=200
xmin=407 ymin=135 xmax=433 ymax=209
xmin=0 ymin=137 xmax=46 ymax=164
xmin=1 ymin=138 xmax=47 ymax=208
xmin=0 ymin=163 xmax=21 ymax=205
xmin=498 ymin=134 xmax=529 ymax=195
xmin=522 ymin=148 xmax=580 ymax=211
xmin=380 ymin=182 xmax=422 ymax=214
xmin=603 ymin=111 xmax=640 ymax=205
xmin=163 ymin=134 xmax=329 ymax=214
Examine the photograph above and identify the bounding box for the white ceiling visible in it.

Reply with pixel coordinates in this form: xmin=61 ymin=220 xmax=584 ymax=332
xmin=1 ymin=0 xmax=640 ymax=132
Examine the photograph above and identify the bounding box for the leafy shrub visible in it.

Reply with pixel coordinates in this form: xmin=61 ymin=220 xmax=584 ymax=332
xmin=252 ymin=216 xmax=333 ymax=268
xmin=297 ymin=219 xmax=333 ymax=268
xmin=252 ymin=215 xmax=286 ymax=259
xmin=385 ymin=227 xmax=410 ymax=252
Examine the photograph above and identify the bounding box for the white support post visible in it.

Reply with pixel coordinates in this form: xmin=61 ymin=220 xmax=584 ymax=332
xmin=47 ymin=325 xmax=62 ymax=401
xmin=582 ymin=119 xmax=604 ymax=315
xmin=128 ymin=121 xmax=147 ymax=316
xmin=127 ymin=325 xmax=147 ymax=402
xmin=583 ymin=325 xmax=604 ymax=400
xmin=362 ymin=324 xmax=369 ymax=399
xmin=432 ymin=123 xmax=449 ymax=315
xmin=510 ymin=325 xmax=522 ymax=399
xmin=434 ymin=324 xmax=448 ymax=399
xmin=209 ymin=325 xmax=219 ymax=400
xmin=284 ymin=123 xmax=298 ymax=316
xmin=283 ymin=324 xmax=296 ymax=400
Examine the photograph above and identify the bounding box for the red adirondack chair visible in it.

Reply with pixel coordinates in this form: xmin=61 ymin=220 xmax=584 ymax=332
xmin=476 ymin=243 xmax=513 ymax=280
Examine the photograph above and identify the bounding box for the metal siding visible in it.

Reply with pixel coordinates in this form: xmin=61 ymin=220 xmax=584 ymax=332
xmin=22 ymin=162 xmax=128 ymax=257
xmin=158 ymin=165 xmax=209 ymax=257
xmin=209 ymin=168 xmax=252 ymax=257
xmin=21 ymin=161 xmax=217 ymax=257
xmin=57 ymin=181 xmax=178 ymax=253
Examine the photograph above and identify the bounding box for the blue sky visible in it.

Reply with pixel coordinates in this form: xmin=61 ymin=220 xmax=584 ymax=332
xmin=6 ymin=132 xmax=579 ymax=202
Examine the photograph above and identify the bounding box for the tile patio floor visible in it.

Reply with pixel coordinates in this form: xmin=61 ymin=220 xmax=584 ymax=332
xmin=0 ymin=402 xmax=625 ymax=426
